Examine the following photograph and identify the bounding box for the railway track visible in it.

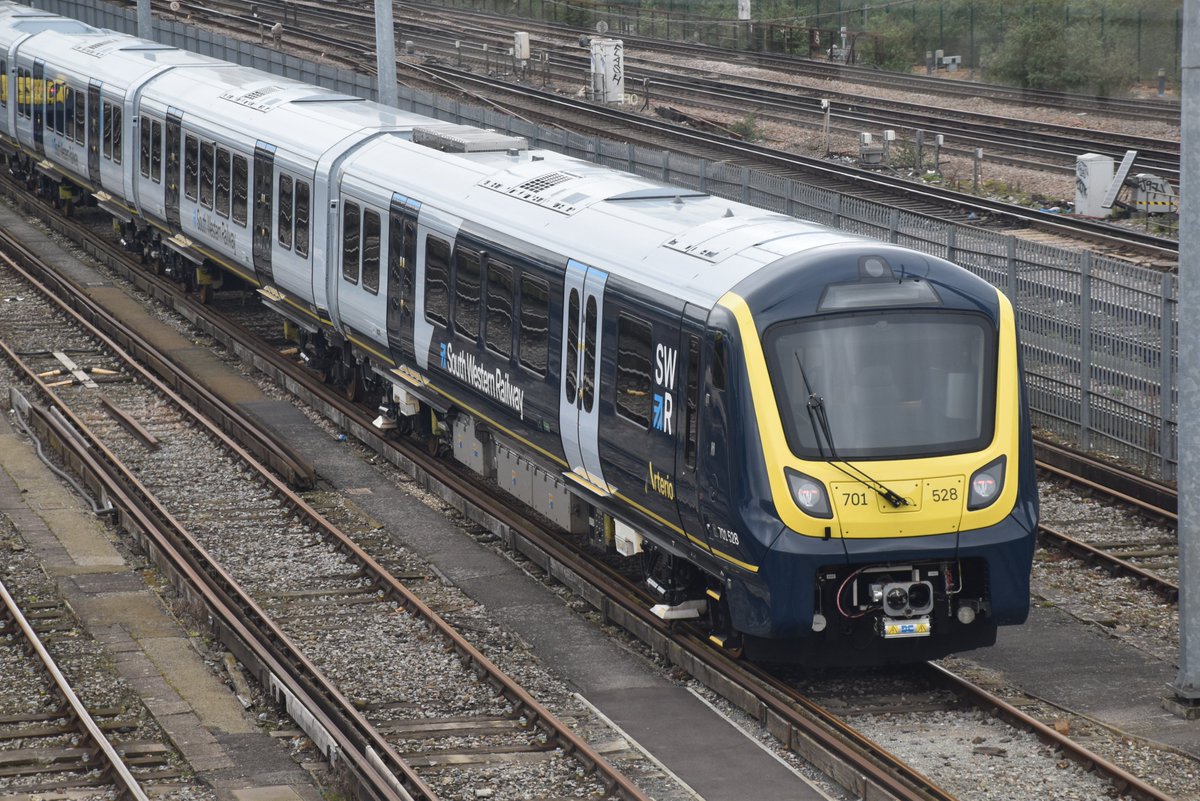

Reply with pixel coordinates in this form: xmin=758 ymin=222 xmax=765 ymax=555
xmin=406 ymin=0 xmax=1183 ymax=125
xmin=0 ymin=223 xmax=652 ymax=801
xmin=159 ymin=0 xmax=1180 ymax=261
xmin=323 ymin=5 xmax=1183 ymax=180
xmin=0 ymin=579 xmax=159 ymax=799
xmin=1 ymin=172 xmax=1185 ymax=798
xmin=1033 ymin=441 xmax=1179 ymax=606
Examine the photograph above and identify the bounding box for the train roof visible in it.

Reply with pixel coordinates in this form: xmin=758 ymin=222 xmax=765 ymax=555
xmin=13 ymin=28 xmax=226 ymax=87
xmin=141 ymin=65 xmax=430 ymax=158
xmin=343 ymin=135 xmax=855 ymax=308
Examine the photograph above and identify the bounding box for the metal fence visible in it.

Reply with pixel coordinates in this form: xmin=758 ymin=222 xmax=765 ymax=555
xmin=37 ymin=0 xmax=1183 ymax=481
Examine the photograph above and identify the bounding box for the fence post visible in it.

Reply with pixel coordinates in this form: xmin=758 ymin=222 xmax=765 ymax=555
xmin=1005 ymin=236 xmax=1017 ymax=300
xmin=1080 ymin=252 xmax=1093 ymax=451
xmin=946 ymin=224 xmax=957 ymax=263
xmin=831 ymin=193 xmax=842 ymax=228
xmin=888 ymin=208 xmax=900 ymax=243
xmin=742 ymin=166 xmax=751 ymax=203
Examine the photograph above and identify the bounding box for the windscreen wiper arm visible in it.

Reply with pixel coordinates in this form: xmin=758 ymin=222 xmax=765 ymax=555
xmin=796 ymin=355 xmax=908 ymax=509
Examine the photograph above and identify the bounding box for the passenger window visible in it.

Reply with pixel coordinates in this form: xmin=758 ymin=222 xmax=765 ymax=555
xmin=685 ymin=335 xmax=699 ymax=467
xmin=341 ymin=201 xmax=360 ymax=283
xmin=199 ymin=140 xmax=213 ymax=206
xmin=139 ymin=117 xmax=151 ymax=177
xmin=277 ymin=174 xmax=293 ymax=249
xmin=295 ymin=181 xmax=310 ymax=257
xmin=232 ymin=155 xmax=247 ymax=225
xmin=518 ymin=275 xmax=548 ymax=376
xmin=0 ymin=60 xmax=5 ymax=109
xmin=616 ymin=314 xmax=652 ymax=427
xmin=424 ymin=236 xmax=450 ymax=326
xmin=151 ymin=120 xmax=162 ymax=182
xmin=362 ymin=209 xmax=380 ymax=294
xmin=215 ymin=148 xmax=230 ymax=217
xmin=582 ymin=295 xmax=597 ymax=413
xmin=53 ymin=82 xmax=64 ymax=136
xmin=388 ymin=213 xmax=406 ymax=290
xmin=485 ymin=261 xmax=513 ymax=359
xmin=110 ymin=105 xmax=121 ymax=164
xmin=454 ymin=249 xmax=481 ymax=339
xmin=184 ymin=135 xmax=198 ymax=200
xmin=73 ymin=89 xmax=84 ymax=143
xmin=565 ymin=289 xmax=579 ymax=403
xmin=102 ymin=102 xmax=113 ymax=159
xmin=17 ymin=68 xmax=29 ymax=118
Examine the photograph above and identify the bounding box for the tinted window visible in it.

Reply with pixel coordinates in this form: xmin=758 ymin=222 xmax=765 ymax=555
xmin=454 ymin=249 xmax=481 ymax=339
xmin=102 ymin=102 xmax=113 ymax=159
xmin=140 ymin=117 xmax=151 ymax=177
xmin=565 ymin=289 xmax=579 ymax=403
xmin=362 ymin=209 xmax=380 ymax=294
xmin=215 ymin=148 xmax=230 ymax=217
xmin=424 ymin=237 xmax=450 ymax=326
xmin=184 ymin=135 xmax=198 ymax=200
xmin=582 ymin=295 xmax=597 ymax=413
xmin=767 ymin=311 xmax=996 ymax=459
xmin=616 ymin=314 xmax=652 ymax=427
xmin=485 ymin=261 xmax=513 ymax=358
xmin=151 ymin=120 xmax=162 ymax=182
xmin=341 ymin=201 xmax=359 ymax=283
xmin=278 ymin=174 xmax=293 ymax=249
xmin=518 ymin=275 xmax=548 ymax=375
xmin=232 ymin=155 xmax=247 ymax=225
xmin=199 ymin=140 xmax=213 ymax=205
xmin=110 ymin=105 xmax=121 ymax=164
xmin=295 ymin=181 xmax=309 ymax=257
xmin=73 ymin=88 xmax=84 ymax=142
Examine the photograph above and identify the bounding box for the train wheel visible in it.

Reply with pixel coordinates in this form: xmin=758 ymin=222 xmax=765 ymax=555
xmin=343 ymin=364 xmax=362 ymax=402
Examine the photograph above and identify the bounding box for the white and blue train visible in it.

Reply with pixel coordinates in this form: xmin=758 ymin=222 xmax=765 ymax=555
xmin=0 ymin=3 xmax=1038 ymax=664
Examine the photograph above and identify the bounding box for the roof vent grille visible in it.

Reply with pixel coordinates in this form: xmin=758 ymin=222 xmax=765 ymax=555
xmin=516 ymin=171 xmax=576 ymax=194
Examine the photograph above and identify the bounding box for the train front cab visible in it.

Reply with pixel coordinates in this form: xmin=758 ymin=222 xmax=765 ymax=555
xmin=700 ymin=244 xmax=1038 ymax=666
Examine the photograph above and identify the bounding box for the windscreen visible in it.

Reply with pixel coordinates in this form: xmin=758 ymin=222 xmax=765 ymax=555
xmin=766 ymin=310 xmax=996 ymax=460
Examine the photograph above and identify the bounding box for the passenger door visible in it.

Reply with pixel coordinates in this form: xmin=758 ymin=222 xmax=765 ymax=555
xmin=86 ymin=81 xmax=100 ymax=185
xmin=31 ymin=59 xmax=44 ymax=154
xmin=559 ymin=259 xmax=609 ymax=494
xmin=252 ymin=141 xmax=275 ymax=286
xmin=675 ymin=307 xmax=706 ymax=543
xmin=386 ymin=193 xmax=420 ymax=362
xmin=164 ymin=109 xmax=181 ymax=228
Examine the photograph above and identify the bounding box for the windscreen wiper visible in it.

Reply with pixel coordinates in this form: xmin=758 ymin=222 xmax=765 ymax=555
xmin=796 ymin=355 xmax=909 ymax=509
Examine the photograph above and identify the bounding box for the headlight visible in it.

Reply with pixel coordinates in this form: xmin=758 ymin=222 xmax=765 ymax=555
xmin=784 ymin=468 xmax=831 ymax=518
xmin=968 ymin=456 xmax=1006 ymax=510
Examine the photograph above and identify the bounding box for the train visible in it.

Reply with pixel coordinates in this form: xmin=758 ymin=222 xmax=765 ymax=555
xmin=0 ymin=2 xmax=1038 ymax=665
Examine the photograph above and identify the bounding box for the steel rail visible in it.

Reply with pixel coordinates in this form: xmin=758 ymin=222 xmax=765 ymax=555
xmin=0 ymin=230 xmax=649 ymax=801
xmin=2 ymin=380 xmax=421 ymax=801
xmin=0 ymin=231 xmax=316 ymax=489
xmin=926 ymin=662 xmax=1176 ymax=801
xmin=0 ymin=578 xmax=151 ymax=801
